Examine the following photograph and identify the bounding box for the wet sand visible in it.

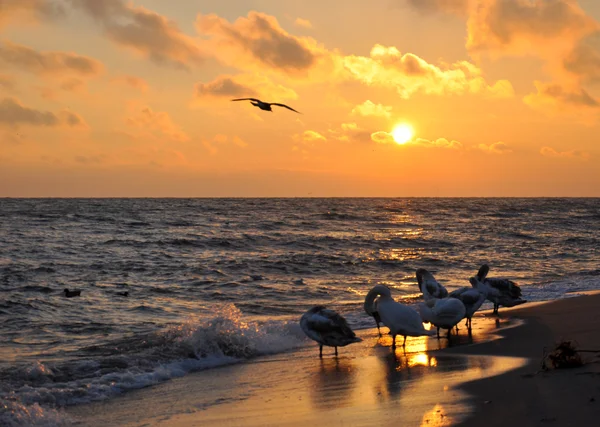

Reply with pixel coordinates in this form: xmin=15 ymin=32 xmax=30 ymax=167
xmin=67 ymin=293 xmax=600 ymax=427
xmin=454 ymin=292 xmax=600 ymax=427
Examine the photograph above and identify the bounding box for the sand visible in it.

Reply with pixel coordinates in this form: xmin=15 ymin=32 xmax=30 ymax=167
xmin=66 ymin=293 xmax=600 ymax=427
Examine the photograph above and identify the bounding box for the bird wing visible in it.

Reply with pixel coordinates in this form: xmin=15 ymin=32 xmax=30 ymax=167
xmin=270 ymin=103 xmax=301 ymax=114
xmin=486 ymin=278 xmax=521 ymax=298
xmin=231 ymin=98 xmax=262 ymax=102
xmin=308 ymin=309 xmax=354 ymax=336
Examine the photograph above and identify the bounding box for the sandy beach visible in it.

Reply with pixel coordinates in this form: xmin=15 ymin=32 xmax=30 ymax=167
xmin=66 ymin=293 xmax=600 ymax=427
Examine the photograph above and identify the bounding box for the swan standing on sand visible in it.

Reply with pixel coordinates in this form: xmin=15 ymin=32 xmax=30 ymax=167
xmin=231 ymin=98 xmax=301 ymax=114
xmin=418 ymin=298 xmax=466 ymax=338
xmin=448 ymin=278 xmax=488 ymax=331
xmin=476 ymin=264 xmax=526 ymax=315
xmin=300 ymin=306 xmax=362 ymax=357
xmin=364 ymin=285 xmax=435 ymax=348
xmin=416 ymin=268 xmax=449 ymax=300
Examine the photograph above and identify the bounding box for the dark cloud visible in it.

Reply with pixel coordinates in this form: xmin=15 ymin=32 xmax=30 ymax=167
xmin=0 ymin=0 xmax=65 ymax=26
xmin=564 ymin=32 xmax=600 ymax=84
xmin=0 ymin=41 xmax=103 ymax=76
xmin=0 ymin=97 xmax=59 ymax=127
xmin=194 ymin=76 xmax=257 ymax=98
xmin=70 ymin=0 xmax=204 ymax=69
xmin=196 ymin=11 xmax=317 ymax=75
xmin=405 ymin=0 xmax=468 ymax=15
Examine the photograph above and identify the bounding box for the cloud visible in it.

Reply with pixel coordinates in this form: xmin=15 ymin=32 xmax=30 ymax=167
xmin=564 ymin=31 xmax=600 ymax=84
xmin=196 ymin=11 xmax=331 ymax=78
xmin=466 ymin=0 xmax=598 ymax=58
xmin=0 ymin=97 xmax=84 ymax=128
xmin=192 ymin=74 xmax=297 ymax=104
xmin=405 ymin=0 xmax=468 ymax=16
xmin=371 ymin=131 xmax=395 ymax=144
xmin=294 ymin=18 xmax=313 ymax=29
xmin=203 ymin=134 xmax=248 ymax=154
xmin=0 ymin=41 xmax=103 ymax=76
xmin=60 ymin=77 xmax=85 ymax=93
xmin=294 ymin=130 xmax=326 ymax=142
xmin=524 ymin=81 xmax=599 ymax=114
xmin=0 ymin=0 xmax=65 ymax=27
xmin=0 ymin=74 xmax=16 ymax=91
xmin=70 ymin=0 xmax=204 ymax=69
xmin=478 ymin=141 xmax=512 ymax=154
xmin=344 ymin=44 xmax=514 ymax=99
xmin=540 ymin=146 xmax=590 ymax=160
xmin=352 ymin=100 xmax=393 ymax=118
xmin=414 ymin=137 xmax=464 ymax=149
xmin=112 ymin=75 xmax=149 ymax=92
xmin=126 ymin=106 xmax=189 ymax=142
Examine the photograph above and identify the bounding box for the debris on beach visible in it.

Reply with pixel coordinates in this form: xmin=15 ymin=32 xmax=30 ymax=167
xmin=542 ymin=340 xmax=583 ymax=370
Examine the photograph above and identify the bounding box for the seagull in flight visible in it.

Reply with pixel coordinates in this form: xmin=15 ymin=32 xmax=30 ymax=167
xmin=231 ymin=98 xmax=301 ymax=114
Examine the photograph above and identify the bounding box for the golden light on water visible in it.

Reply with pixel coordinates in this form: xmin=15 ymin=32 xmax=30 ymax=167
xmin=391 ymin=124 xmax=414 ymax=144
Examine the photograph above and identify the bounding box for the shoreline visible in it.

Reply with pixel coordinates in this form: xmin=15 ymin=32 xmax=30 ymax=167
xmin=65 ymin=293 xmax=600 ymax=426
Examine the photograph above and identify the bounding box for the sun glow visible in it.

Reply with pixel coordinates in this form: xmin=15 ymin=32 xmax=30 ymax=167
xmin=392 ymin=124 xmax=414 ymax=145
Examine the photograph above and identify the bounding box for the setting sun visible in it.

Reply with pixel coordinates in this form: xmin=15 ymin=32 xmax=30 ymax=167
xmin=392 ymin=124 xmax=414 ymax=145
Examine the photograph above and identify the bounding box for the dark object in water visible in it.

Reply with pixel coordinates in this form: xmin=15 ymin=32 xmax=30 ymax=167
xmin=116 ymin=291 xmax=129 ymax=297
xmin=64 ymin=288 xmax=81 ymax=298
xmin=543 ymin=340 xmax=583 ymax=370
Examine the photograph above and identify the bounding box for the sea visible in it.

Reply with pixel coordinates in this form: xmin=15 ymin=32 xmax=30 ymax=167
xmin=1 ymin=198 xmax=599 ymax=425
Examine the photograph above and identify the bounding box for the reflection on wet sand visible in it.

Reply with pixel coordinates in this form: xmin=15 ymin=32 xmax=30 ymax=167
xmin=310 ymin=357 xmax=357 ymax=410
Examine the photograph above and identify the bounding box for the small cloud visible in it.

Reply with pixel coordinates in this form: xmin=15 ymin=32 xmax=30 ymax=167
xmin=352 ymin=100 xmax=393 ymax=118
xmin=341 ymin=122 xmax=359 ymax=131
xmin=294 ymin=18 xmax=313 ymax=29
xmin=112 ymin=75 xmax=149 ymax=93
xmin=540 ymin=146 xmax=590 ymax=160
xmin=0 ymin=96 xmax=59 ymax=127
xmin=194 ymin=75 xmax=258 ymax=98
xmin=203 ymin=134 xmax=248 ymax=154
xmin=0 ymin=74 xmax=16 ymax=91
xmin=414 ymin=137 xmax=463 ymax=149
xmin=0 ymin=40 xmax=103 ymax=76
xmin=294 ymin=130 xmax=326 ymax=142
xmin=232 ymin=136 xmax=248 ymax=147
xmin=371 ymin=131 xmax=395 ymax=144
xmin=192 ymin=74 xmax=297 ymax=105
xmin=126 ymin=106 xmax=189 ymax=142
xmin=75 ymin=154 xmax=105 ymax=164
xmin=59 ymin=110 xmax=87 ymax=128
xmin=478 ymin=141 xmax=512 ymax=154
xmin=524 ymin=81 xmax=599 ymax=114
xmin=60 ymin=77 xmax=85 ymax=93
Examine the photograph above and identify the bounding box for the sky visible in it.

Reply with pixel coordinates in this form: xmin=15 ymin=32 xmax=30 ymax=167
xmin=1 ymin=0 xmax=600 ymax=197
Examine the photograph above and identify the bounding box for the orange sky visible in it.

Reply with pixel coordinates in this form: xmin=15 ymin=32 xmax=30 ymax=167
xmin=1 ymin=0 xmax=599 ymax=196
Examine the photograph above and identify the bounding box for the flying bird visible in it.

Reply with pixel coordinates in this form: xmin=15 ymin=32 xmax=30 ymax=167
xmin=231 ymin=98 xmax=301 ymax=114
xmin=300 ymin=306 xmax=362 ymax=357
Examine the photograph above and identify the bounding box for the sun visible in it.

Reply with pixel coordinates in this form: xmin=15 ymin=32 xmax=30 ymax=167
xmin=392 ymin=124 xmax=414 ymax=145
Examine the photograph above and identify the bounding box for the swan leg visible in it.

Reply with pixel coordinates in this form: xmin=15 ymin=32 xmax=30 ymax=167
xmin=319 ymin=344 xmax=323 ymax=358
xmin=447 ymin=328 xmax=451 ymax=339
xmin=392 ymin=334 xmax=396 ymax=349
xmin=402 ymin=335 xmax=407 ymax=347
xmin=335 ymin=346 xmax=338 ymax=356
xmin=436 ymin=327 xmax=440 ymax=339
xmin=375 ymin=321 xmax=381 ymax=337
xmin=493 ymin=304 xmax=498 ymax=315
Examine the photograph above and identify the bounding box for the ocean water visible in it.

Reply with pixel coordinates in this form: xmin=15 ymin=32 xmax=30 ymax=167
xmin=1 ymin=198 xmax=599 ymax=425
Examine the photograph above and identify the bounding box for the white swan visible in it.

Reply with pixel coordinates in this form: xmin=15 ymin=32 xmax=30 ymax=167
xmin=364 ymin=285 xmax=435 ymax=348
xmin=418 ymin=297 xmax=466 ymax=338
xmin=300 ymin=306 xmax=362 ymax=357
xmin=416 ymin=268 xmax=449 ymax=300
xmin=448 ymin=278 xmax=488 ymax=331
xmin=476 ymin=264 xmax=526 ymax=315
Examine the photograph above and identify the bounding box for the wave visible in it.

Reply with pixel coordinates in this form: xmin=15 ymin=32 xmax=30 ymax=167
xmin=0 ymin=304 xmax=307 ymax=425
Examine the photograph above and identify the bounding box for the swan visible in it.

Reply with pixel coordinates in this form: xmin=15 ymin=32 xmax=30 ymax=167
xmin=418 ymin=297 xmax=466 ymax=338
xmin=300 ymin=306 xmax=362 ymax=357
xmin=416 ymin=268 xmax=449 ymax=300
xmin=476 ymin=264 xmax=526 ymax=314
xmin=231 ymin=98 xmax=301 ymax=114
xmin=364 ymin=285 xmax=435 ymax=348
xmin=448 ymin=278 xmax=487 ymax=331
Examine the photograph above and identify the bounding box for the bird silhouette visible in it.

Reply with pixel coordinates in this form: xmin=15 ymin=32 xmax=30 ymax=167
xmin=231 ymin=98 xmax=301 ymax=114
